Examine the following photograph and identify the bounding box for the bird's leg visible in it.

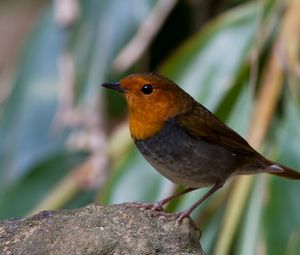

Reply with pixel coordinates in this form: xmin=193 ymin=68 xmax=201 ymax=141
xmin=151 ymin=187 xmax=197 ymax=211
xmin=175 ymin=182 xmax=224 ymax=223
xmin=126 ymin=187 xmax=196 ymax=211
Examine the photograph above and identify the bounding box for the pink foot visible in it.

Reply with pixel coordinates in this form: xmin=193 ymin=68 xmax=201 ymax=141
xmin=149 ymin=209 xmax=192 ymax=222
xmin=148 ymin=210 xmax=189 ymax=221
xmin=126 ymin=202 xmax=195 ymax=227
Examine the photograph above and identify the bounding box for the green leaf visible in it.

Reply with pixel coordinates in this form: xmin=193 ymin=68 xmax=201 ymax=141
xmin=0 ymin=152 xmax=86 ymax=219
xmin=103 ymin=149 xmax=166 ymax=204
xmin=160 ymin=4 xmax=257 ymax=111
xmin=235 ymin=176 xmax=265 ymax=255
xmin=263 ymin=97 xmax=300 ymax=255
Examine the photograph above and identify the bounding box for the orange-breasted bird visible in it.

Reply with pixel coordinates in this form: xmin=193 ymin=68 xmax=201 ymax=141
xmin=102 ymin=73 xmax=300 ymax=222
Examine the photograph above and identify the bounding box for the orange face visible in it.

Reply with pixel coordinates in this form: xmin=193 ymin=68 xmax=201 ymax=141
xmin=117 ymin=73 xmax=192 ymax=140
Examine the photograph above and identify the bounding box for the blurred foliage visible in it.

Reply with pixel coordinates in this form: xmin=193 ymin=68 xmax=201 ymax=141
xmin=0 ymin=0 xmax=300 ymax=254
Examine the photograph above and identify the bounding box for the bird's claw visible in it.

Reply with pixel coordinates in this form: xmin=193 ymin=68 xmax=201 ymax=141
xmin=148 ymin=210 xmax=191 ymax=225
xmin=126 ymin=202 xmax=193 ymax=226
xmin=125 ymin=202 xmax=164 ymax=211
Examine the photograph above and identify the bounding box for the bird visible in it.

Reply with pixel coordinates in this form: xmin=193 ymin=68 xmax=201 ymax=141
xmin=102 ymin=73 xmax=300 ymax=222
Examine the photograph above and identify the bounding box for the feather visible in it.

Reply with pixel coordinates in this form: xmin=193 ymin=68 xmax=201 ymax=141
xmin=176 ymin=102 xmax=257 ymax=156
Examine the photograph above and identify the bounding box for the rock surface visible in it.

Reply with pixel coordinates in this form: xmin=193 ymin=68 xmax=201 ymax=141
xmin=0 ymin=203 xmax=205 ymax=255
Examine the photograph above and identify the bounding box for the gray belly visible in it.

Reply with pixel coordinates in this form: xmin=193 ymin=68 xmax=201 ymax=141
xmin=135 ymin=119 xmax=239 ymax=188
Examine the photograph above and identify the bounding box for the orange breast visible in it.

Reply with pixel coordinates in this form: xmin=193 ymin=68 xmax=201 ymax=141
xmin=129 ymin=118 xmax=164 ymax=141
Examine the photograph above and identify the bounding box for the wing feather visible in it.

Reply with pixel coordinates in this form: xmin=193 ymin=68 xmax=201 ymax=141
xmin=175 ymin=103 xmax=257 ymax=156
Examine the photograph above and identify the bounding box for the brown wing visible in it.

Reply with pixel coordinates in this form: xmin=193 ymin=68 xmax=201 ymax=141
xmin=176 ymin=102 xmax=257 ymax=156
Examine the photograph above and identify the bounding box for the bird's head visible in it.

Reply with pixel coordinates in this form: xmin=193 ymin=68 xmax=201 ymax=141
xmin=102 ymin=73 xmax=193 ymax=140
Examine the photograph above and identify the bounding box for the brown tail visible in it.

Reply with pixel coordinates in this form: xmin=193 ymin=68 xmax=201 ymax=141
xmin=268 ymin=163 xmax=300 ymax=180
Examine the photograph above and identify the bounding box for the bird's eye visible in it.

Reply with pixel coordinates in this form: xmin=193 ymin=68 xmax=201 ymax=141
xmin=141 ymin=84 xmax=153 ymax=95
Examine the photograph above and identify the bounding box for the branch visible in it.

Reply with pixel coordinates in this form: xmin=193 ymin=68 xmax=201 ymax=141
xmin=0 ymin=203 xmax=205 ymax=255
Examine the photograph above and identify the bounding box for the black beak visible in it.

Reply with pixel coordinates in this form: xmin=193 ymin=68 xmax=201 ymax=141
xmin=101 ymin=82 xmax=125 ymax=93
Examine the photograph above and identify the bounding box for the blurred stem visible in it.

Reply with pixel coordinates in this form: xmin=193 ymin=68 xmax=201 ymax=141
xmin=27 ymin=173 xmax=81 ymax=216
xmin=96 ymin=122 xmax=133 ymax=203
xmin=213 ymin=0 xmax=300 ymax=254
xmin=106 ymin=122 xmax=132 ymax=164
xmin=236 ymin=175 xmax=266 ymax=255
xmin=112 ymin=0 xmax=178 ymax=72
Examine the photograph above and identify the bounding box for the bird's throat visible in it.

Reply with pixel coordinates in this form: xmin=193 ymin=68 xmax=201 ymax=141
xmin=129 ymin=117 xmax=164 ymax=141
